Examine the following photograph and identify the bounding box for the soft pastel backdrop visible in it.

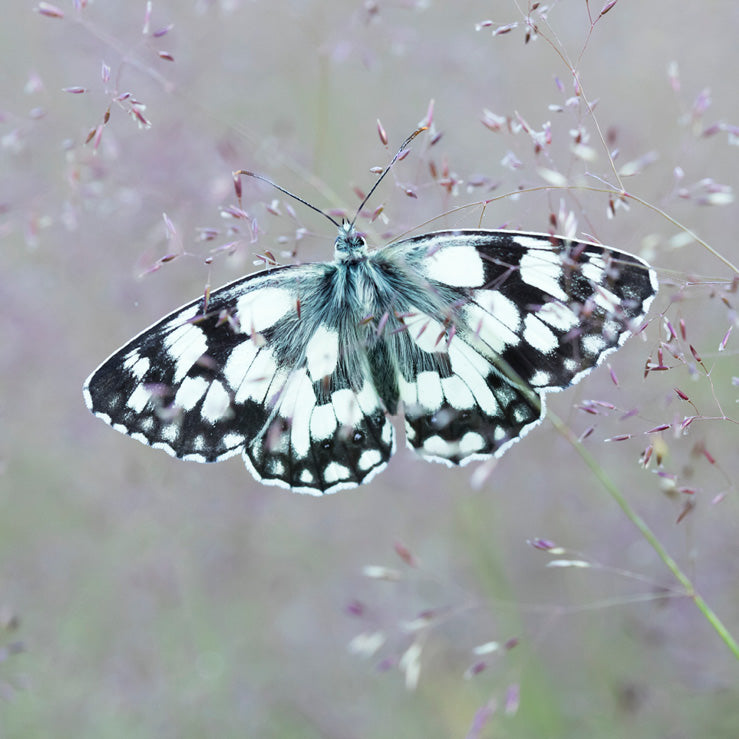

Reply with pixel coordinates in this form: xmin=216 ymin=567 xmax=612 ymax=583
xmin=2 ymin=2 xmax=738 ymax=737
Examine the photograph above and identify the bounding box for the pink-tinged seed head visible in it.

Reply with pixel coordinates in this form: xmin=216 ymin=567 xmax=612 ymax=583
xmin=529 ymin=538 xmax=557 ymax=550
xmin=493 ymin=22 xmax=517 ymax=35
xmin=680 ymin=416 xmax=696 ymax=431
xmin=505 ymin=683 xmax=520 ymax=716
xmin=35 ymin=2 xmax=64 ymax=18
xmin=600 ymin=0 xmax=619 ymax=16
xmin=394 ymin=542 xmax=417 ymax=567
xmin=608 ymin=364 xmax=619 ymax=386
xmin=142 ymin=0 xmax=152 ymax=34
xmin=345 ymin=599 xmax=364 ymax=617
xmin=420 ymin=98 xmax=434 ymax=128
xmin=719 ymin=326 xmax=732 ymax=351
xmin=376 ymin=119 xmax=388 ymax=146
xmin=465 ymin=661 xmax=487 ymax=678
xmin=646 ymin=424 xmax=671 ymax=434
xmin=676 ymin=500 xmax=695 ymax=524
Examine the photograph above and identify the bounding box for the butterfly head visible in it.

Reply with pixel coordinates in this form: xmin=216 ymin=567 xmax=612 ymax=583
xmin=334 ymin=220 xmax=368 ymax=261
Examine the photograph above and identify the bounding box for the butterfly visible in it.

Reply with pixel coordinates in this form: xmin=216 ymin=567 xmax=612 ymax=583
xmin=83 ymin=132 xmax=658 ymax=494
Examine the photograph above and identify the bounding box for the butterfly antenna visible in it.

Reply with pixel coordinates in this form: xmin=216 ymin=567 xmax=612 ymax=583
xmin=233 ymin=170 xmax=342 ymax=229
xmin=350 ymin=126 xmax=428 ymax=228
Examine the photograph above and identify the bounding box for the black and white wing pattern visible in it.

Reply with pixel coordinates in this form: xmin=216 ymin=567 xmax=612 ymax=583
xmin=374 ymin=230 xmax=658 ymax=465
xmin=84 ymin=226 xmax=657 ymax=494
xmin=84 ymin=262 xmax=395 ymax=494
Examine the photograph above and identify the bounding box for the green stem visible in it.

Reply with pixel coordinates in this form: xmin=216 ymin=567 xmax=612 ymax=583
xmin=548 ymin=410 xmax=739 ymax=659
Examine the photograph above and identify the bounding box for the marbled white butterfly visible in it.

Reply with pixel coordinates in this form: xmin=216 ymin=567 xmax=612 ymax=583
xmin=84 ymin=133 xmax=658 ymax=494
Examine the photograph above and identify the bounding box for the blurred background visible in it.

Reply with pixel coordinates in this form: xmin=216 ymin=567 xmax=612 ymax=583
xmin=1 ymin=1 xmax=738 ymax=736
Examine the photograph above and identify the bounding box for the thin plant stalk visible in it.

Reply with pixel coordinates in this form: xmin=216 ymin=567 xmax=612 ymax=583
xmin=547 ymin=409 xmax=739 ymax=660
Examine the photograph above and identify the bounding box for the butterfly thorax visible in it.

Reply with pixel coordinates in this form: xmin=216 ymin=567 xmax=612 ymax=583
xmin=334 ymin=221 xmax=368 ymax=261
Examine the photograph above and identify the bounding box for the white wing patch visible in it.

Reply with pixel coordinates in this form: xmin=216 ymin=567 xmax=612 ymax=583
xmin=406 ymin=309 xmax=451 ymax=354
xmin=416 ymin=371 xmax=444 ymax=411
xmin=223 ymin=341 xmax=258 ymax=389
xmin=582 ymin=334 xmax=607 ymax=356
xmin=201 ymin=381 xmax=232 ymax=422
xmin=519 ymin=250 xmax=569 ymax=303
xmin=306 ymin=326 xmax=339 ymax=381
xmin=174 ymin=375 xmax=209 ymax=411
xmin=236 ymin=286 xmax=295 ymax=333
xmin=234 ymin=347 xmax=279 ymax=404
xmin=581 ymin=256 xmax=607 ymax=283
xmin=358 ymin=448 xmax=383 ymax=471
xmin=310 ymin=402 xmax=338 ymax=441
xmin=447 ymin=342 xmax=499 ymax=417
xmin=440 ymin=375 xmax=476 ymax=411
xmin=465 ymin=302 xmax=520 ymax=354
xmin=127 ymin=383 xmax=152 ymax=413
xmin=276 ymin=370 xmax=316 ymax=458
xmin=536 ymin=300 xmax=579 ymax=331
xmin=123 ymin=352 xmax=150 ymax=380
xmin=324 ymin=461 xmax=352 ymax=485
xmin=522 ymin=314 xmax=558 ymax=354
xmin=164 ymin=324 xmax=208 ymax=384
xmin=474 ymin=290 xmax=521 ymax=331
xmin=424 ymin=243 xmax=485 ymax=287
